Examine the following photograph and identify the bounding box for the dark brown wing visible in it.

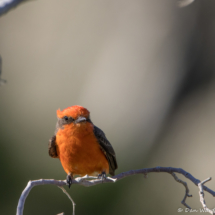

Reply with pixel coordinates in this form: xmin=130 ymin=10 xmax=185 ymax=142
xmin=93 ymin=125 xmax=118 ymax=176
xmin=48 ymin=135 xmax=58 ymax=158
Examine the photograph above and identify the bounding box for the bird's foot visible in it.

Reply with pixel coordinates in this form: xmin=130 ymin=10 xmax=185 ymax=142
xmin=98 ymin=171 xmax=106 ymax=183
xmin=66 ymin=172 xmax=73 ymax=188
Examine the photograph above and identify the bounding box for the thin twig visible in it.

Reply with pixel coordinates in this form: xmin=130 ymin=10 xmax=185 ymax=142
xmin=16 ymin=167 xmax=215 ymax=215
xmin=198 ymin=177 xmax=214 ymax=215
xmin=171 ymin=172 xmax=192 ymax=209
xmin=58 ymin=186 xmax=76 ymax=215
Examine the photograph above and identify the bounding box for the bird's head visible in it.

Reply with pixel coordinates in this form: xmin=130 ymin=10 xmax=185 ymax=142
xmin=56 ymin=105 xmax=92 ymax=134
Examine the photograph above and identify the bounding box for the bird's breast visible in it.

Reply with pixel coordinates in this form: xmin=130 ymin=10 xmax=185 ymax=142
xmin=56 ymin=126 xmax=109 ymax=176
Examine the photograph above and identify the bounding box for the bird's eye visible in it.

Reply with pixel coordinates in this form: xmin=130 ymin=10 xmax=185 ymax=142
xmin=64 ymin=116 xmax=69 ymax=121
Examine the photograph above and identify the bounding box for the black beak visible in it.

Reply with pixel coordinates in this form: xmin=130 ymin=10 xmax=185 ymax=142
xmin=75 ymin=116 xmax=86 ymax=123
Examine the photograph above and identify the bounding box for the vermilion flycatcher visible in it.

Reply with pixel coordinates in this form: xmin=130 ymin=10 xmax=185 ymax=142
xmin=48 ymin=105 xmax=118 ymax=187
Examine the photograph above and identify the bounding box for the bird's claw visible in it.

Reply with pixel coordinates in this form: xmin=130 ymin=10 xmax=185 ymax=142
xmin=98 ymin=171 xmax=106 ymax=183
xmin=66 ymin=173 xmax=73 ymax=188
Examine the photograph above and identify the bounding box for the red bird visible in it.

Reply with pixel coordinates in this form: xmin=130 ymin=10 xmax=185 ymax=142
xmin=48 ymin=105 xmax=117 ymax=187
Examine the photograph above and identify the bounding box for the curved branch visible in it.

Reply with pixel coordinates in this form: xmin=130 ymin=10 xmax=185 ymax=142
xmin=16 ymin=167 xmax=215 ymax=215
xmin=171 ymin=172 xmax=192 ymax=209
xmin=58 ymin=186 xmax=76 ymax=215
xmin=16 ymin=179 xmax=66 ymax=215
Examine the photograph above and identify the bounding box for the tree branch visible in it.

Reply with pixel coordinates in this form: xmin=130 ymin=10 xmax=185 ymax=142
xmin=198 ymin=177 xmax=215 ymax=215
xmin=58 ymin=186 xmax=76 ymax=215
xmin=171 ymin=172 xmax=192 ymax=209
xmin=16 ymin=167 xmax=215 ymax=215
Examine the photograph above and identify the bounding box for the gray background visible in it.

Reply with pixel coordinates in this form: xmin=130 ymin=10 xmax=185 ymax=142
xmin=1 ymin=0 xmax=215 ymax=214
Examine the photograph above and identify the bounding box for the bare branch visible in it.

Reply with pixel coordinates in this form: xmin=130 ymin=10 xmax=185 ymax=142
xmin=171 ymin=172 xmax=192 ymax=209
xmin=16 ymin=167 xmax=215 ymax=215
xmin=198 ymin=177 xmax=214 ymax=215
xmin=16 ymin=179 xmax=65 ymax=215
xmin=58 ymin=186 xmax=76 ymax=215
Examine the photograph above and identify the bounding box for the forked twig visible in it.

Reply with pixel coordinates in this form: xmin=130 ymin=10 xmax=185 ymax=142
xmin=198 ymin=177 xmax=215 ymax=215
xmin=171 ymin=172 xmax=192 ymax=209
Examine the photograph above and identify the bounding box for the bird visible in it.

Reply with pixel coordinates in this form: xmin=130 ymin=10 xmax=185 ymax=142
xmin=48 ymin=105 xmax=118 ymax=188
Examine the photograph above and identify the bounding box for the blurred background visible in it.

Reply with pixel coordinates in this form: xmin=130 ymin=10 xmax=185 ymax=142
xmin=1 ymin=0 xmax=215 ymax=214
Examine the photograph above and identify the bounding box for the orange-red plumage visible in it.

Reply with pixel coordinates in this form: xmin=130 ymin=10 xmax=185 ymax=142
xmin=49 ymin=105 xmax=117 ymax=180
xmin=56 ymin=117 xmax=109 ymax=176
